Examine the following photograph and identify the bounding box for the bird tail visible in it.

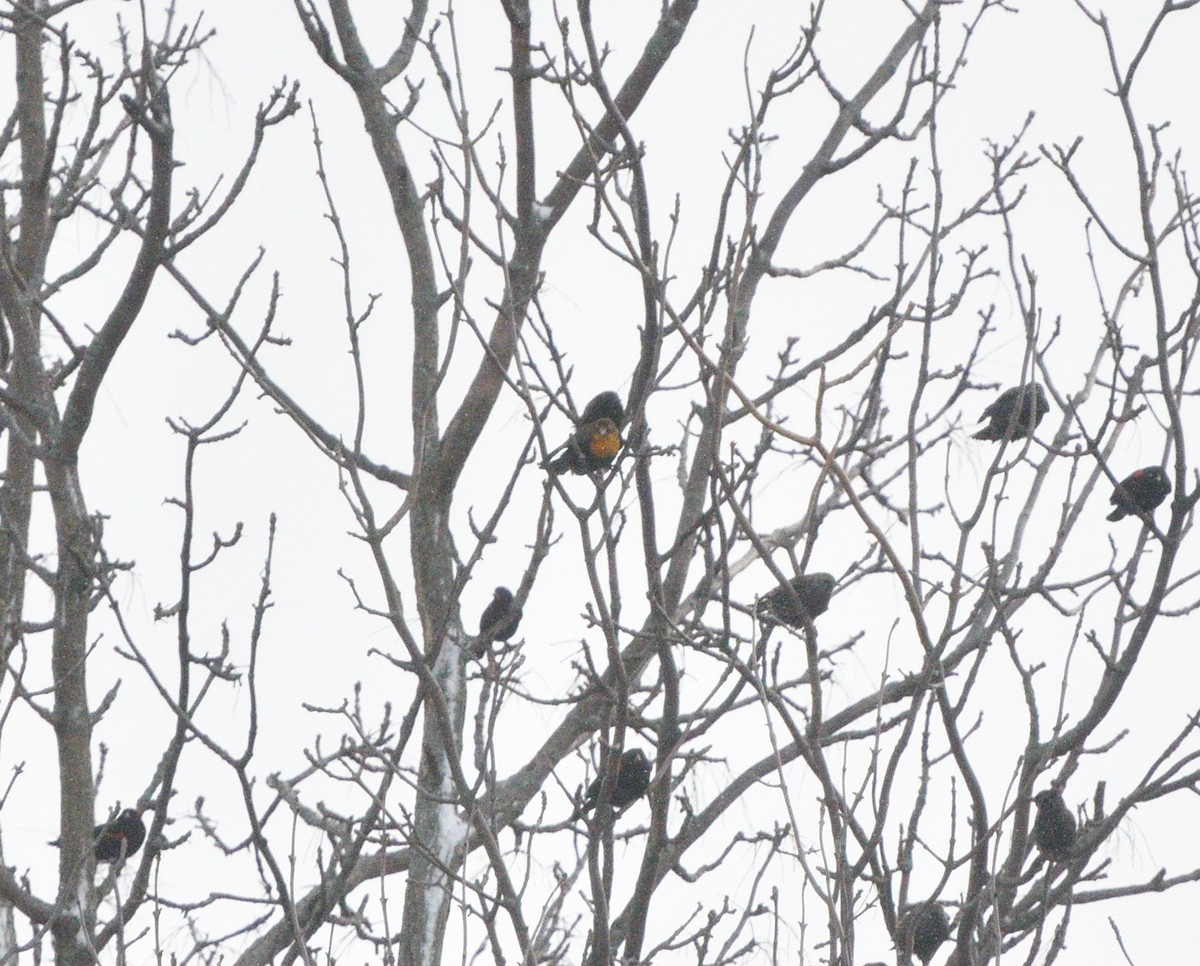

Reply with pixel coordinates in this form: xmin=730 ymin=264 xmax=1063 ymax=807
xmin=972 ymin=425 xmax=999 ymax=441
xmin=1106 ymin=507 xmax=1125 ymax=522
xmin=546 ymin=437 xmax=588 ymax=474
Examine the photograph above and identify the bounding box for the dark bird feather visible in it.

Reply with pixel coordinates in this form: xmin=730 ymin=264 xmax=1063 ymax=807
xmin=546 ymin=392 xmax=626 ymax=475
xmin=547 ymin=417 xmax=623 ymax=475
xmin=580 ymin=390 xmax=624 ymax=427
xmin=756 ymin=573 xmax=836 ymax=629
xmin=473 ymin=586 xmax=522 ymax=658
xmin=1106 ymin=466 xmax=1171 ymax=522
xmin=973 ymin=384 xmax=1050 ymax=442
xmin=1032 ymin=789 xmax=1076 ymax=861
xmin=578 ymin=748 xmax=652 ymax=815
xmin=51 ymin=808 xmax=146 ymax=864
xmin=908 ymin=901 xmax=950 ymax=965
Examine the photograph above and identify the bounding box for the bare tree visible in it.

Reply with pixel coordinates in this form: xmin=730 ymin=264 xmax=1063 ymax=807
xmin=3 ymin=1 xmax=1200 ymax=964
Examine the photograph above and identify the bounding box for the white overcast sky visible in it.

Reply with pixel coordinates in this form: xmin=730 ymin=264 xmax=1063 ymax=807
xmin=4 ymin=1 xmax=1200 ymax=963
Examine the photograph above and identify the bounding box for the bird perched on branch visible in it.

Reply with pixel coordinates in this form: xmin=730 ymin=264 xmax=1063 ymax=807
xmin=972 ymin=384 xmax=1050 ymax=442
xmin=906 ymin=901 xmax=951 ymax=965
xmin=578 ymin=747 xmax=652 ymax=815
xmin=546 ymin=391 xmax=626 ymax=475
xmin=472 ymin=586 xmax=522 ymax=658
xmin=1106 ymin=466 xmax=1171 ymax=522
xmin=1032 ymin=789 xmax=1076 ymax=861
xmin=51 ymin=807 xmax=146 ymax=864
xmin=756 ymin=572 xmax=836 ymax=629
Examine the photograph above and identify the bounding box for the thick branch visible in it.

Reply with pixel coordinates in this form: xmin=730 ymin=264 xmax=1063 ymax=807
xmin=56 ymin=88 xmax=174 ymax=461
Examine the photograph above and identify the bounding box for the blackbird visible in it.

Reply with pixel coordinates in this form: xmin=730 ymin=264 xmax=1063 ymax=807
xmin=474 ymin=586 xmax=522 ymax=657
xmin=1107 ymin=466 xmax=1171 ymax=521
xmin=1032 ymin=789 xmax=1076 ymax=861
xmin=973 ymin=384 xmax=1050 ymax=442
xmin=756 ymin=573 xmax=836 ymax=628
xmin=907 ymin=901 xmax=950 ymax=965
xmin=579 ymin=748 xmax=652 ymax=814
xmin=51 ymin=808 xmax=146 ymax=863
xmin=547 ymin=391 xmax=625 ymax=475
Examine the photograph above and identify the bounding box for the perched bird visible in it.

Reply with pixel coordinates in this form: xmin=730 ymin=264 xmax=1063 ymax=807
xmin=51 ymin=808 xmax=146 ymax=864
xmin=473 ymin=586 xmax=522 ymax=658
xmin=756 ymin=572 xmax=836 ymax=629
xmin=1032 ymin=789 xmax=1076 ymax=861
xmin=1107 ymin=466 xmax=1171 ymax=522
xmin=972 ymin=384 xmax=1050 ymax=442
xmin=547 ymin=391 xmax=626 ymax=475
xmin=907 ymin=901 xmax=951 ymax=965
xmin=579 ymin=748 xmax=652 ymax=814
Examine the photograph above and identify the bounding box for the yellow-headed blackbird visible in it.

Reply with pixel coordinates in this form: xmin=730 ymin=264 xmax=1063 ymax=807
xmin=52 ymin=808 xmax=146 ymax=863
xmin=757 ymin=572 xmax=835 ymax=628
xmin=907 ymin=901 xmax=950 ymax=965
xmin=547 ymin=417 xmax=623 ymax=474
xmin=547 ymin=391 xmax=625 ymax=475
xmin=1107 ymin=466 xmax=1171 ymax=521
xmin=973 ymin=384 xmax=1050 ymax=441
xmin=1032 ymin=789 xmax=1076 ymax=860
xmin=580 ymin=747 xmax=651 ymax=814
xmin=473 ymin=586 xmax=522 ymax=658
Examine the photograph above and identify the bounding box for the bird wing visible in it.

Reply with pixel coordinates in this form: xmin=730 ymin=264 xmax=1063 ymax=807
xmin=979 ymin=391 xmax=1010 ymax=421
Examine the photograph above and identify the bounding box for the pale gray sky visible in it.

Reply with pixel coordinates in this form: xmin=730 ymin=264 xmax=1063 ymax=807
xmin=4 ymin=1 xmax=1200 ymax=962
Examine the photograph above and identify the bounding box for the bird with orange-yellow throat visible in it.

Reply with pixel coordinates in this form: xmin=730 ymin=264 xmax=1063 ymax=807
xmin=546 ymin=391 xmax=625 ymax=475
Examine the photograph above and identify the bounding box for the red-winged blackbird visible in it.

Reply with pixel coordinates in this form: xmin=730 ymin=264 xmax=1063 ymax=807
xmin=472 ymin=586 xmax=522 ymax=658
xmin=1032 ymin=789 xmax=1076 ymax=861
xmin=579 ymin=748 xmax=652 ymax=814
xmin=51 ymin=808 xmax=146 ymax=864
xmin=546 ymin=391 xmax=626 ymax=475
xmin=907 ymin=901 xmax=950 ymax=965
xmin=756 ymin=573 xmax=836 ymax=628
xmin=1107 ymin=466 xmax=1171 ymax=521
xmin=972 ymin=384 xmax=1050 ymax=442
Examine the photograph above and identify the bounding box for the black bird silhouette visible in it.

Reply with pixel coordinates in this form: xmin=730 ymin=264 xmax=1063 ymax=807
xmin=1107 ymin=466 xmax=1171 ymax=521
xmin=973 ymin=384 xmax=1050 ymax=442
xmin=579 ymin=390 xmax=624 ymax=427
xmin=51 ymin=808 xmax=146 ymax=864
xmin=473 ymin=586 xmax=522 ymax=658
xmin=1032 ymin=789 xmax=1076 ymax=861
xmin=579 ymin=748 xmax=652 ymax=815
xmin=907 ymin=901 xmax=950 ymax=965
xmin=547 ymin=391 xmax=626 ymax=475
xmin=756 ymin=573 xmax=836 ymax=628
